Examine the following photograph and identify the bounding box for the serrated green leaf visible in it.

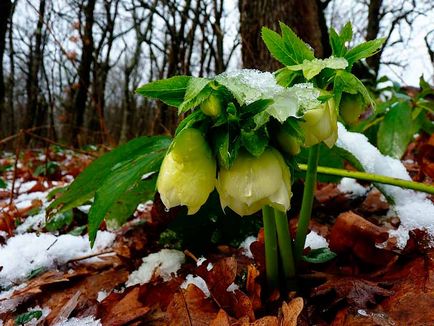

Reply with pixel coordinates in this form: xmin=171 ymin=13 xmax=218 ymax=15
xmin=279 ymin=22 xmax=315 ymax=64
xmin=287 ymin=57 xmax=348 ymax=80
xmin=105 ymin=174 xmax=157 ymax=229
xmin=47 ymin=136 xmax=170 ymax=218
xmin=175 ymin=109 xmax=208 ymax=136
xmin=345 ymin=38 xmax=385 ymax=66
xmin=261 ymin=27 xmax=295 ymax=66
xmin=274 ymin=67 xmax=300 ymax=87
xmin=241 ymin=127 xmax=269 ymax=157
xmin=178 ymin=77 xmax=212 ymax=114
xmin=15 ymin=310 xmax=43 ymax=325
xmin=333 ymin=70 xmax=373 ymax=108
xmin=302 ymin=247 xmax=336 ymax=263
xmin=88 ymin=141 xmax=169 ymax=245
xmin=377 ymin=102 xmax=414 ymax=158
xmin=240 ymin=99 xmax=274 ymax=121
xmin=136 ymin=76 xmax=191 ymax=107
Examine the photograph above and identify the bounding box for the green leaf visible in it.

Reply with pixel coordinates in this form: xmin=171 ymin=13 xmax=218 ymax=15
xmin=105 ymin=174 xmax=157 ymax=229
xmin=302 ymin=247 xmax=337 ymax=263
xmin=212 ymin=127 xmax=240 ymax=169
xmin=136 ymin=76 xmax=191 ymax=107
xmin=274 ymin=67 xmax=300 ymax=87
xmin=279 ymin=22 xmax=315 ymax=64
xmin=69 ymin=225 xmax=86 ymax=236
xmin=329 ymin=22 xmax=353 ymax=57
xmin=27 ymin=267 xmax=46 ymax=280
xmin=345 ymin=38 xmax=385 ymax=66
xmin=287 ymin=57 xmax=348 ymax=80
xmin=45 ymin=210 xmax=73 ymax=232
xmin=333 ymin=70 xmax=373 ymax=108
xmin=261 ymin=27 xmax=295 ymax=66
xmin=15 ymin=310 xmax=43 ymax=325
xmin=0 ymin=178 xmax=6 ymax=189
xmin=178 ymin=77 xmax=212 ymax=114
xmin=241 ymin=127 xmax=269 ymax=157
xmin=48 ymin=136 xmax=170 ymax=217
xmin=377 ymin=102 xmax=414 ymax=158
xmin=240 ymin=99 xmax=274 ymax=121
xmin=88 ymin=141 xmax=169 ymax=245
xmin=175 ymin=109 xmax=208 ymax=136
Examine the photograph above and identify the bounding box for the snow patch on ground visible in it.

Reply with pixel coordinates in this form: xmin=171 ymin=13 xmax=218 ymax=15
xmin=54 ymin=316 xmax=102 ymax=326
xmin=126 ymin=249 xmax=185 ymax=287
xmin=337 ymin=123 xmax=434 ymax=248
xmin=304 ymin=231 xmax=328 ymax=249
xmin=0 ymin=231 xmax=116 ymax=289
xmin=239 ymin=235 xmax=256 ymax=259
xmin=338 ymin=178 xmax=368 ymax=198
xmin=97 ymin=290 xmax=109 ymax=303
xmin=181 ymin=274 xmax=210 ymax=298
xmin=226 ymin=282 xmax=239 ymax=293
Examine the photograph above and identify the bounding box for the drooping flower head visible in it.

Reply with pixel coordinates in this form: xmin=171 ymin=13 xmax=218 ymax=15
xmin=157 ymin=128 xmax=216 ymax=214
xmin=216 ymin=148 xmax=292 ymax=216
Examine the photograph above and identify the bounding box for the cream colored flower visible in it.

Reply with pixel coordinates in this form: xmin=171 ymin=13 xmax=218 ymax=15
xmin=157 ymin=128 xmax=216 ymax=214
xmin=216 ymin=148 xmax=292 ymax=216
xmin=300 ymin=99 xmax=338 ymax=148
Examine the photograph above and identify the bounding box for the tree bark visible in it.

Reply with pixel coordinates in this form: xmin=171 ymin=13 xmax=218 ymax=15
xmin=24 ymin=0 xmax=46 ymax=132
xmin=366 ymin=0 xmax=383 ymax=77
xmin=0 ymin=0 xmax=12 ymax=137
xmin=69 ymin=0 xmax=96 ymax=146
xmin=239 ymin=0 xmax=327 ymax=71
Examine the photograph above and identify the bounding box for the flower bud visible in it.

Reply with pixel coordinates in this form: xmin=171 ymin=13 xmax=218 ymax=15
xmin=275 ymin=126 xmax=301 ymax=156
xmin=200 ymin=93 xmax=223 ymax=118
xmin=300 ymin=99 xmax=338 ymax=148
xmin=157 ymin=128 xmax=216 ymax=214
xmin=216 ymin=148 xmax=292 ymax=216
xmin=339 ymin=93 xmax=364 ymax=125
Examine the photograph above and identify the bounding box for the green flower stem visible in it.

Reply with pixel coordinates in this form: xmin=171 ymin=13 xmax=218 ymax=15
xmin=262 ymin=206 xmax=279 ymax=288
xmin=297 ymin=164 xmax=434 ymax=195
xmin=295 ymin=144 xmax=320 ymax=263
xmin=274 ymin=208 xmax=296 ymax=287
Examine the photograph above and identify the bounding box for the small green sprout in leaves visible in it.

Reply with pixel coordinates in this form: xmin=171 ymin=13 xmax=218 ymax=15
xmin=15 ymin=310 xmax=43 ymax=325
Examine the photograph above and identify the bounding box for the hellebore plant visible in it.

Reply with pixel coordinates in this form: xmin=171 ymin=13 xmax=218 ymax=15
xmin=134 ymin=22 xmax=392 ymax=289
xmin=47 ymin=21 xmax=434 ymax=292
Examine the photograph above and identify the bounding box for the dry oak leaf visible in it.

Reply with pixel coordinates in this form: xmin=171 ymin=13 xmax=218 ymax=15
xmin=196 ymin=257 xmax=255 ymax=321
xmin=167 ymin=284 xmax=219 ymax=326
xmin=279 ymin=297 xmax=304 ymax=326
xmin=329 ymin=211 xmax=395 ymax=266
xmin=311 ymin=276 xmax=393 ymax=311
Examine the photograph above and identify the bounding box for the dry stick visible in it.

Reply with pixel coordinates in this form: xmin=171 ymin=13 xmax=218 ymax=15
xmin=66 ymin=249 xmax=115 ymax=263
xmin=24 ymin=131 xmax=97 ymax=157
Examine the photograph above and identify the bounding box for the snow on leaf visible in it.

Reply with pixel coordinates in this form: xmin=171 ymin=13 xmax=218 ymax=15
xmin=287 ymin=57 xmax=348 ymax=80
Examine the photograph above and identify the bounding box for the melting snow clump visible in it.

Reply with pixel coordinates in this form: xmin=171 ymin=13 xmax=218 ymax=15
xmin=304 ymin=231 xmax=328 ymax=249
xmin=239 ymin=235 xmax=256 ymax=259
xmin=338 ymin=178 xmax=368 ymax=198
xmin=0 ymin=231 xmax=116 ymax=289
xmin=337 ymin=123 xmax=434 ymax=248
xmin=226 ymin=282 xmax=239 ymax=293
xmin=54 ymin=316 xmax=102 ymax=326
xmin=196 ymin=256 xmax=207 ymax=266
xmin=215 ymin=69 xmax=283 ymax=105
xmin=126 ymin=249 xmax=185 ymax=287
xmin=181 ymin=274 xmax=210 ymax=298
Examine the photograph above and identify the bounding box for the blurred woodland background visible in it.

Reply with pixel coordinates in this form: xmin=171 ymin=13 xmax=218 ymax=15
xmin=0 ymin=0 xmax=433 ymax=147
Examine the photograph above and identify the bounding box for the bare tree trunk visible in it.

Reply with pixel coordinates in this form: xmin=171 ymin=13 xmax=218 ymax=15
xmin=239 ymin=0 xmax=327 ymax=71
xmin=69 ymin=0 xmax=96 ymax=147
xmin=0 ymin=0 xmax=12 ymax=137
xmin=24 ymin=0 xmax=46 ymax=132
xmin=366 ymin=0 xmax=383 ymax=77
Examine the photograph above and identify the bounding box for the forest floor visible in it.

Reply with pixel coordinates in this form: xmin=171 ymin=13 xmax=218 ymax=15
xmin=0 ymin=133 xmax=433 ymax=326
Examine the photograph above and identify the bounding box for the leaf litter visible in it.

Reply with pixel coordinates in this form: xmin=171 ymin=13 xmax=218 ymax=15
xmin=0 ymin=134 xmax=433 ymax=325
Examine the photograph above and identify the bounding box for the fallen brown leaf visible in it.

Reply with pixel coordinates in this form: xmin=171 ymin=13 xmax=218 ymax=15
xmin=279 ymin=297 xmax=304 ymax=326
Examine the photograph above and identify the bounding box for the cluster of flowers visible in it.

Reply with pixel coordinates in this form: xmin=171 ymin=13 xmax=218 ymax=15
xmin=156 ymin=85 xmax=340 ymax=217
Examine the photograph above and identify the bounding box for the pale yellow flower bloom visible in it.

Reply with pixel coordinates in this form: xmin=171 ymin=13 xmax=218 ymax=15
xmin=216 ymin=148 xmax=292 ymax=216
xmin=300 ymin=99 xmax=338 ymax=148
xmin=157 ymin=128 xmax=216 ymax=214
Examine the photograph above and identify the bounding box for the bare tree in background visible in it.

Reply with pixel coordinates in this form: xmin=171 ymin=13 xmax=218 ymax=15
xmin=0 ymin=0 xmax=13 ymax=138
xmin=239 ymin=0 xmax=330 ymax=71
